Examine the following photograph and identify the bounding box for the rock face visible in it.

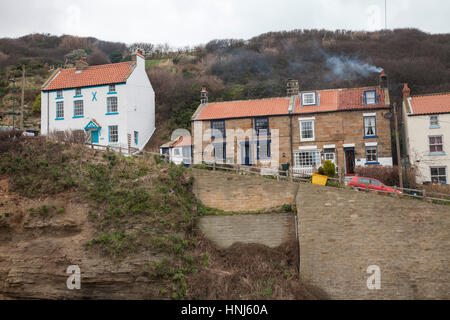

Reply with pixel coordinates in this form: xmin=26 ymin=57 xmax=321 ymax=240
xmin=0 ymin=179 xmax=160 ymax=300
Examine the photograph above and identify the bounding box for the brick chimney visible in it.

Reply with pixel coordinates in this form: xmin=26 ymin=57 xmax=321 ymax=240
xmin=379 ymin=70 xmax=388 ymax=88
xmin=200 ymin=86 xmax=208 ymax=104
xmin=286 ymin=79 xmax=299 ymax=96
xmin=402 ymin=83 xmax=411 ymax=99
xmin=75 ymin=57 xmax=88 ymax=71
xmin=131 ymin=49 xmax=145 ymax=63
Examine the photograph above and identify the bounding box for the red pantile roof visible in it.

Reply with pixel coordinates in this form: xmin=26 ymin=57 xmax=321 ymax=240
xmin=194 ymin=87 xmax=388 ymax=120
xmin=171 ymin=136 xmax=192 ymax=147
xmin=408 ymin=93 xmax=450 ymax=115
xmin=43 ymin=62 xmax=134 ymax=91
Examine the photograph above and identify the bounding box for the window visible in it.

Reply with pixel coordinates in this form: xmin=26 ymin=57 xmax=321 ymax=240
xmin=56 ymin=90 xmax=63 ymax=98
xmin=364 ymin=116 xmax=376 ymax=137
xmin=109 ymin=84 xmax=116 ymax=93
xmin=364 ymin=90 xmax=377 ymax=104
xmin=109 ymin=125 xmax=118 ymax=143
xmin=257 ymin=140 xmax=271 ymax=159
xmin=294 ymin=151 xmax=321 ymax=168
xmin=56 ymin=101 xmax=64 ymax=119
xmin=182 ymin=147 xmax=190 ymax=158
xmin=73 ymin=100 xmax=84 ymax=117
xmin=430 ymin=115 xmax=439 ymax=127
xmin=370 ymin=179 xmax=384 ymax=187
xmin=324 ymin=149 xmax=335 ymax=164
xmin=255 ymin=117 xmax=269 ymax=135
xmin=430 ymin=167 xmax=446 ymax=184
xmin=299 ymin=119 xmax=315 ymax=141
xmin=75 ymin=88 xmax=82 ymax=96
xmin=134 ymin=131 xmax=138 ymax=145
xmin=107 ymin=96 xmax=118 ymax=113
xmin=173 ymin=148 xmax=180 ymax=156
xmin=214 ymin=143 xmax=226 ymax=161
xmin=211 ymin=120 xmax=225 ymax=139
xmin=429 ymin=136 xmax=443 ymax=153
xmin=358 ymin=178 xmax=371 ymax=185
xmin=302 ymin=92 xmax=316 ymax=106
xmin=366 ymin=146 xmax=378 ymax=162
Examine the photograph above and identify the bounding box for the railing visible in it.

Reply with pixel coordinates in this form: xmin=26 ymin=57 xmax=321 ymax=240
xmin=83 ymin=144 xmax=450 ymax=205
xmin=85 ymin=143 xmax=140 ymax=156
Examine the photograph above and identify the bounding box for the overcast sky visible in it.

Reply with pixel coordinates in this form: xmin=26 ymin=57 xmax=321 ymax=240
xmin=0 ymin=0 xmax=448 ymax=47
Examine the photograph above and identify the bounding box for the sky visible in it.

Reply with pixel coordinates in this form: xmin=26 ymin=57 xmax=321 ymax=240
xmin=0 ymin=0 xmax=448 ymax=47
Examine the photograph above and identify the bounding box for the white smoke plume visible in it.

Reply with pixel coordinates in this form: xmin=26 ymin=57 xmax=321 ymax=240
xmin=326 ymin=55 xmax=382 ymax=80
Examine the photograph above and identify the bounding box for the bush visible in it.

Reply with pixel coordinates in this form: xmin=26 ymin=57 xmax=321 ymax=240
xmin=355 ymin=165 xmax=416 ymax=188
xmin=323 ymin=160 xmax=335 ymax=177
xmin=317 ymin=167 xmax=325 ymax=175
xmin=32 ymin=94 xmax=41 ymax=114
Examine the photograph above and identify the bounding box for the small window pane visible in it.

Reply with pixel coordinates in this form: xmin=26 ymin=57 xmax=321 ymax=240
xmin=75 ymin=88 xmax=81 ymax=96
xmin=430 ymin=115 xmax=439 ymax=126
xmin=56 ymin=102 xmax=64 ymax=118
xmin=109 ymin=125 xmax=118 ymax=143
xmin=430 ymin=167 xmax=446 ymax=184
xmin=107 ymin=97 xmax=118 ymax=113
xmin=109 ymin=84 xmax=116 ymax=92
xmin=366 ymin=146 xmax=377 ymax=162
xmin=302 ymin=93 xmax=316 ymax=105
xmin=74 ymin=100 xmax=83 ymax=117
xmin=365 ymin=91 xmax=376 ymax=104
xmin=364 ymin=116 xmax=376 ymax=136
xmin=211 ymin=120 xmax=226 ymax=138
xmin=57 ymin=90 xmax=63 ymax=98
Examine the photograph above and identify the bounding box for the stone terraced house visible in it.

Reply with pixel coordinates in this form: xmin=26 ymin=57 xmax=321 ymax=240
xmin=191 ymin=74 xmax=393 ymax=176
xmin=40 ymin=50 xmax=155 ymax=151
xmin=402 ymin=84 xmax=450 ymax=184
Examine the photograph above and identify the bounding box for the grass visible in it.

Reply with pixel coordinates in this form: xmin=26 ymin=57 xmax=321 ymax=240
xmin=145 ymin=59 xmax=169 ymax=68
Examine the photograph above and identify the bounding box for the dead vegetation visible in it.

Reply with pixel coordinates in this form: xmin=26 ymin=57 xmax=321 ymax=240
xmin=0 ymin=134 xmax=316 ymax=299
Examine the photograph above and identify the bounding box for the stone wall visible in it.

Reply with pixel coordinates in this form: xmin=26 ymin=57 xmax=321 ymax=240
xmin=296 ymin=183 xmax=450 ymax=299
xmin=192 ymin=169 xmax=298 ymax=212
xmin=198 ymin=213 xmax=296 ymax=249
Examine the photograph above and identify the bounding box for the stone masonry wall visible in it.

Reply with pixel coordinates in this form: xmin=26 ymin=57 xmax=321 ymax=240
xmin=296 ymin=183 xmax=450 ymax=299
xmin=192 ymin=169 xmax=298 ymax=212
xmin=198 ymin=213 xmax=296 ymax=249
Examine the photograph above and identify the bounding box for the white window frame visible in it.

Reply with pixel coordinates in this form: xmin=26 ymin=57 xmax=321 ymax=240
xmin=365 ymin=146 xmax=378 ymax=163
xmin=430 ymin=167 xmax=446 ymax=184
xmin=365 ymin=90 xmax=376 ymax=104
xmin=73 ymin=100 xmax=84 ymax=117
xmin=430 ymin=115 xmax=439 ymax=127
xmin=429 ymin=135 xmax=443 ymax=153
xmin=109 ymin=84 xmax=116 ymax=93
xmin=294 ymin=150 xmax=321 ymax=169
xmin=363 ymin=115 xmax=376 ymax=137
xmin=75 ymin=88 xmax=82 ymax=96
xmin=324 ymin=149 xmax=336 ymax=165
xmin=109 ymin=125 xmax=118 ymax=143
xmin=56 ymin=101 xmax=64 ymax=119
xmin=107 ymin=96 xmax=118 ymax=113
xmin=299 ymin=118 xmax=315 ymax=142
xmin=301 ymin=92 xmax=316 ymax=106
xmin=56 ymin=90 xmax=63 ymax=98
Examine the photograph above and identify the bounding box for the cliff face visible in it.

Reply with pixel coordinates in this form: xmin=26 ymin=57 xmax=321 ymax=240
xmin=0 ymin=178 xmax=162 ymax=299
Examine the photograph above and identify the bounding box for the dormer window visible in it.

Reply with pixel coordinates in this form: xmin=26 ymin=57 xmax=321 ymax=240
xmin=301 ymin=92 xmax=316 ymax=106
xmin=75 ymin=88 xmax=82 ymax=96
xmin=56 ymin=90 xmax=63 ymax=99
xmin=364 ymin=90 xmax=377 ymax=104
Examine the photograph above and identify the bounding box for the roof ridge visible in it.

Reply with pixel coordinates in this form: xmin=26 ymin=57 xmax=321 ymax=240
xmin=61 ymin=61 xmax=133 ymax=71
xmin=208 ymin=96 xmax=290 ymax=104
xmin=411 ymin=92 xmax=450 ymax=98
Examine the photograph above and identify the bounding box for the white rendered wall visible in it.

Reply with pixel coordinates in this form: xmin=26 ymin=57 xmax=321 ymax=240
xmin=403 ymin=105 xmax=450 ymax=183
xmin=125 ymin=55 xmax=156 ymax=150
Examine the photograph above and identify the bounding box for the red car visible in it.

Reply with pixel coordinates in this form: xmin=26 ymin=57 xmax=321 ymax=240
xmin=348 ymin=176 xmax=402 ymax=195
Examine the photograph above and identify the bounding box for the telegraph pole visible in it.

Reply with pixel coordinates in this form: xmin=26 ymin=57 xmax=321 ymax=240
xmin=9 ymin=78 xmax=16 ymax=129
xmin=20 ymin=65 xmax=25 ymax=130
xmin=385 ymin=0 xmax=387 ymax=29
xmin=393 ymin=102 xmax=403 ymax=189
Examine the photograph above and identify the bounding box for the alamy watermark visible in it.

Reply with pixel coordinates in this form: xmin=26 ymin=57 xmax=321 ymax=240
xmin=66 ymin=265 xmax=81 ymax=290
xmin=366 ymin=265 xmax=381 ymax=290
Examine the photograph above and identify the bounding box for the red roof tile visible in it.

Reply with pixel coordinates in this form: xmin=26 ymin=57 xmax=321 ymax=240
xmin=408 ymin=93 xmax=450 ymax=115
xmin=44 ymin=62 xmax=134 ymax=91
xmin=172 ymin=136 xmax=192 ymax=147
xmin=194 ymin=97 xmax=291 ymax=120
xmin=194 ymin=87 xmax=388 ymax=120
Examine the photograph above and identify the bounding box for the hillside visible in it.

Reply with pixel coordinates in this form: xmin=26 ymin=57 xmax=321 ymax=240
xmin=0 ymin=132 xmax=314 ymax=299
xmin=0 ymin=29 xmax=449 ymax=148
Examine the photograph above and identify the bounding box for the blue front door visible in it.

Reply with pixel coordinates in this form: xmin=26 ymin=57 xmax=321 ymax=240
xmin=91 ymin=130 xmax=99 ymax=143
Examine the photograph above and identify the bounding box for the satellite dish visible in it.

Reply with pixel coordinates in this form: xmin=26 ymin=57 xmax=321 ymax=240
xmin=383 ymin=112 xmax=392 ymax=119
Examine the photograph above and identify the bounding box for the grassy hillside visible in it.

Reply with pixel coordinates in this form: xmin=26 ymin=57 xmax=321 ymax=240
xmin=0 ymin=29 xmax=448 ymax=147
xmin=0 ymin=133 xmax=314 ymax=299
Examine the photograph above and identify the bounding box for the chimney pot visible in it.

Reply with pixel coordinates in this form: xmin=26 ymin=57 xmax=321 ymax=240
xmin=200 ymin=85 xmax=208 ymax=104
xmin=379 ymin=70 xmax=388 ymax=88
xmin=286 ymin=79 xmax=299 ymax=97
xmin=75 ymin=57 xmax=88 ymax=70
xmin=402 ymin=83 xmax=411 ymax=99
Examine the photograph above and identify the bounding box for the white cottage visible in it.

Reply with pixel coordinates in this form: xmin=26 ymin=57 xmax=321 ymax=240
xmin=402 ymin=84 xmax=450 ymax=184
xmin=40 ymin=50 xmax=155 ymax=150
